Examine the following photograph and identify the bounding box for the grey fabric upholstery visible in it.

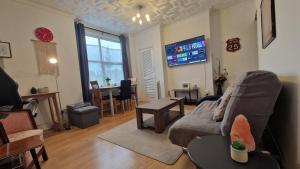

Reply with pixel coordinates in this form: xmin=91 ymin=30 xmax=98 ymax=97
xmin=220 ymin=71 xmax=282 ymax=144
xmin=67 ymin=104 xmax=99 ymax=129
xmin=168 ymin=101 xmax=221 ymax=147
xmin=168 ymin=70 xmax=282 ymax=147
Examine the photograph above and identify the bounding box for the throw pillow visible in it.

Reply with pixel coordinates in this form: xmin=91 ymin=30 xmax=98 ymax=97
xmin=212 ymin=86 xmax=234 ymax=121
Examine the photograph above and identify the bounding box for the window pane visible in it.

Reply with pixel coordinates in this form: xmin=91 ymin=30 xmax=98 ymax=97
xmin=86 ymin=36 xmax=98 ymax=45
xmin=88 ymin=62 xmax=104 ymax=86
xmin=104 ymin=64 xmax=124 ymax=85
xmin=100 ymin=39 xmax=122 ymax=62
xmin=86 ymin=36 xmax=101 ymax=61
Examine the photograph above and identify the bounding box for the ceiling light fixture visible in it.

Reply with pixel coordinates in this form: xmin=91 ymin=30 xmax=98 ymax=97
xmin=132 ymin=5 xmax=150 ymax=25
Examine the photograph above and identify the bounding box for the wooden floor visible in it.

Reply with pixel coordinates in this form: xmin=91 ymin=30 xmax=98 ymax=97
xmin=40 ymin=106 xmax=196 ymax=169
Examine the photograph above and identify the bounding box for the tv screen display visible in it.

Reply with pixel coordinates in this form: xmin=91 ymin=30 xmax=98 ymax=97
xmin=165 ymin=35 xmax=207 ymax=67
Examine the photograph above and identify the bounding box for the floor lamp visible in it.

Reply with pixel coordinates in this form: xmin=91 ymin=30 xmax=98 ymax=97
xmin=49 ymin=57 xmax=70 ymax=130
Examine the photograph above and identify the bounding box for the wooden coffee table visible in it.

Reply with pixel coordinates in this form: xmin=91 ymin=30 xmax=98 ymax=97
xmin=136 ymin=98 xmax=184 ymax=133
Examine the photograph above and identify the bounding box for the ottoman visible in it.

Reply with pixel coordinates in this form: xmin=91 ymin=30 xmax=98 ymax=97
xmin=67 ymin=102 xmax=100 ymax=129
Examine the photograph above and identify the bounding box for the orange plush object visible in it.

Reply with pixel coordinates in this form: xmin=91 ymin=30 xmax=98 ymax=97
xmin=230 ymin=114 xmax=256 ymax=152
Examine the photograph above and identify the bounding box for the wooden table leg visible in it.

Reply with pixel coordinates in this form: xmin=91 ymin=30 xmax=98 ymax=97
xmin=179 ymin=100 xmax=185 ymax=117
xmin=135 ymin=85 xmax=138 ymax=106
xmin=52 ymin=95 xmax=63 ymax=130
xmin=136 ymin=108 xmax=143 ymax=129
xmin=30 ymin=149 xmax=41 ymax=169
xmin=108 ymin=89 xmax=115 ymax=116
xmin=154 ymin=111 xmax=164 ymax=133
xmin=47 ymin=98 xmax=56 ymax=124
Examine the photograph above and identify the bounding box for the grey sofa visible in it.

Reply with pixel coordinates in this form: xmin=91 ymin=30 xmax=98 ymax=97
xmin=168 ymin=71 xmax=282 ymax=147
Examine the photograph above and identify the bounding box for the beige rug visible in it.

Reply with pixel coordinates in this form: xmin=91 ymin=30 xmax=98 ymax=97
xmin=97 ymin=114 xmax=183 ymax=165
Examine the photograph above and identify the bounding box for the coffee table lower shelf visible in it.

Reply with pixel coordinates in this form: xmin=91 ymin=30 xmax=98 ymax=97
xmin=136 ymin=98 xmax=184 ymax=133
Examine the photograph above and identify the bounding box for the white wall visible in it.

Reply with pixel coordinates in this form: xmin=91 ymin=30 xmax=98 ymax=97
xmin=162 ymin=10 xmax=214 ymax=96
xmin=210 ymin=0 xmax=258 ymax=89
xmin=0 ymin=0 xmax=83 ymax=128
xmin=129 ymin=25 xmax=166 ymax=100
xmin=255 ymin=0 xmax=300 ymax=168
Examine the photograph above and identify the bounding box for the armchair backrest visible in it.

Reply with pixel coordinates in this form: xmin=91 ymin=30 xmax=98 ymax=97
xmin=221 ymin=71 xmax=282 ymax=144
xmin=0 ymin=110 xmax=36 ymax=136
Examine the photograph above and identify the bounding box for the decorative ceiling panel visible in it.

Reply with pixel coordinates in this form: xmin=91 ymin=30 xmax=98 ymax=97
xmin=27 ymin=0 xmax=245 ymax=34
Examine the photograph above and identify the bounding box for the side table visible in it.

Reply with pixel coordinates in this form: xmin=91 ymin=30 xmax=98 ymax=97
xmin=187 ymin=135 xmax=280 ymax=169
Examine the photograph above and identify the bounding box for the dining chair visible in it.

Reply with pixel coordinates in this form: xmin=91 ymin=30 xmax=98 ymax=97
xmin=0 ymin=109 xmax=48 ymax=169
xmin=90 ymin=81 xmax=117 ymax=117
xmin=116 ymin=80 xmax=132 ymax=112
xmin=129 ymin=78 xmax=138 ymax=106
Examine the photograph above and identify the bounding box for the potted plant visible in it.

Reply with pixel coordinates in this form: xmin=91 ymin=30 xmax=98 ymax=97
xmin=231 ymin=140 xmax=248 ymax=163
xmin=105 ymin=77 xmax=111 ymax=86
xmin=214 ymin=67 xmax=228 ymax=95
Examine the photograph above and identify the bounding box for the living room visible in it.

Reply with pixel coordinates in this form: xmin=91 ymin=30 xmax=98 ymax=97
xmin=0 ymin=0 xmax=299 ymax=169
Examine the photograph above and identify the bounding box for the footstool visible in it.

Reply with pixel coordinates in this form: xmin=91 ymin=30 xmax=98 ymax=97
xmin=67 ymin=102 xmax=100 ymax=129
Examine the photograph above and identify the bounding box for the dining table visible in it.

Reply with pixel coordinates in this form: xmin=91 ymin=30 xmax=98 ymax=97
xmin=92 ymin=84 xmax=137 ymax=116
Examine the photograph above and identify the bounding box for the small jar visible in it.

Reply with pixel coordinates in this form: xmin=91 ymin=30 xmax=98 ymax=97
xmin=230 ymin=145 xmax=248 ymax=163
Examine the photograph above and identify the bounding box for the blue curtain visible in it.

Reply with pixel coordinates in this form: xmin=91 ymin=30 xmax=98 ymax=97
xmin=75 ymin=22 xmax=91 ymax=102
xmin=120 ymin=34 xmax=131 ymax=79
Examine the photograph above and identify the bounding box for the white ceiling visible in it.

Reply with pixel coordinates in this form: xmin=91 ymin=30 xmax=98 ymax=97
xmin=28 ymin=0 xmax=246 ymax=34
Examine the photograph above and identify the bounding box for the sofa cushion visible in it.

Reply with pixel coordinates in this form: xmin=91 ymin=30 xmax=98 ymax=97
xmin=220 ymin=71 xmax=282 ymax=144
xmin=168 ymin=101 xmax=221 ymax=147
xmin=212 ymin=86 xmax=234 ymax=121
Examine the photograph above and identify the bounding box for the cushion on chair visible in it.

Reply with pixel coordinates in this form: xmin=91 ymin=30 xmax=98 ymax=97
xmin=8 ymin=129 xmax=44 ymax=142
xmin=212 ymin=86 xmax=234 ymax=121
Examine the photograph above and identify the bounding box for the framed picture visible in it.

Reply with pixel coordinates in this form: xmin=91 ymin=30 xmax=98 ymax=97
xmin=260 ymin=0 xmax=276 ymax=49
xmin=0 ymin=41 xmax=12 ymax=58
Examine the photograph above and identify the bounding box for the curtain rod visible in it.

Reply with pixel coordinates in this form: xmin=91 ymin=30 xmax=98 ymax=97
xmin=85 ymin=26 xmax=119 ymax=37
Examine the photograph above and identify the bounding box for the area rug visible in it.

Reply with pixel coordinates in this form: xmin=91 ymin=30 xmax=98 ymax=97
xmin=97 ymin=114 xmax=183 ymax=165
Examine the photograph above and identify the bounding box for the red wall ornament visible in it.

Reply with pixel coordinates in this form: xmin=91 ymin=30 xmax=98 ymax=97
xmin=226 ymin=38 xmax=241 ymax=52
xmin=34 ymin=27 xmax=54 ymax=42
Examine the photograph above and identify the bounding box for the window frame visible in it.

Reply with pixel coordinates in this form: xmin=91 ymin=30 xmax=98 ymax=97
xmin=85 ymin=33 xmax=124 ymax=86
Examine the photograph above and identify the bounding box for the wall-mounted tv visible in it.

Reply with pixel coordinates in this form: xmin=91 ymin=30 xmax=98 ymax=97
xmin=165 ymin=35 xmax=207 ymax=67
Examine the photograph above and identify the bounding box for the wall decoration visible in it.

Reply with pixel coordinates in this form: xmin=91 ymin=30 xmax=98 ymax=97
xmin=261 ymin=0 xmax=276 ymax=49
xmin=32 ymin=40 xmax=58 ymax=75
xmin=35 ymin=27 xmax=54 ymax=42
xmin=0 ymin=41 xmax=12 ymax=58
xmin=226 ymin=38 xmax=241 ymax=52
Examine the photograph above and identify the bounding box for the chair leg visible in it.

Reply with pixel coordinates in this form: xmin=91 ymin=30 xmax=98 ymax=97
xmin=121 ymin=101 xmax=125 ymax=113
xmin=41 ymin=146 xmax=48 ymax=161
xmin=100 ymin=103 xmax=104 ymax=118
xmin=114 ymin=100 xmax=118 ymax=113
xmin=30 ymin=149 xmax=41 ymax=169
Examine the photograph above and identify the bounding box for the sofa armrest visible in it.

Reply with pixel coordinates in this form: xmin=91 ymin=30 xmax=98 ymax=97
xmin=0 ymin=110 xmax=36 ymax=135
xmin=196 ymin=96 xmax=221 ymax=106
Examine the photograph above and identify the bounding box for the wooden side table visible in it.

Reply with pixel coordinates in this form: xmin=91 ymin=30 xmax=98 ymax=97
xmin=173 ymin=88 xmax=199 ymax=105
xmin=22 ymin=92 xmax=63 ymax=130
xmin=0 ymin=136 xmax=43 ymax=169
xmin=187 ymin=135 xmax=280 ymax=169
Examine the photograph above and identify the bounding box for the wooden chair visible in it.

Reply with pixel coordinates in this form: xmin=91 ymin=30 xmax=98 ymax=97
xmin=90 ymin=81 xmax=117 ymax=117
xmin=0 ymin=110 xmax=48 ymax=169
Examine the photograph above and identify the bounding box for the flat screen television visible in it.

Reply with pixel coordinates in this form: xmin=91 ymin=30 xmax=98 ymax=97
xmin=165 ymin=35 xmax=207 ymax=67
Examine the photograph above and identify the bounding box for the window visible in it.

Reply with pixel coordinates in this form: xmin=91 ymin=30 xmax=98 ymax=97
xmin=85 ymin=35 xmax=124 ymax=86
